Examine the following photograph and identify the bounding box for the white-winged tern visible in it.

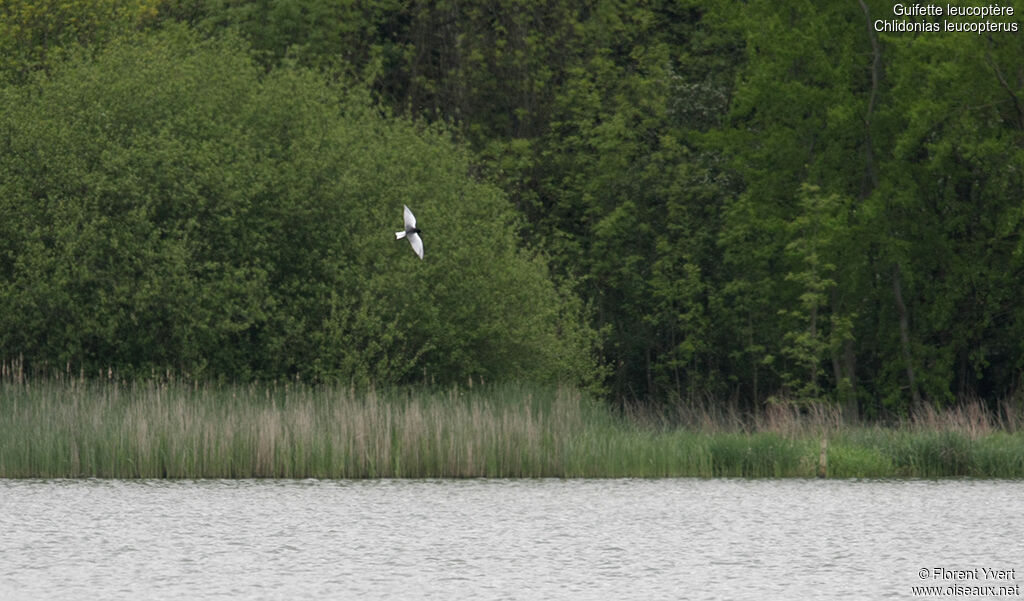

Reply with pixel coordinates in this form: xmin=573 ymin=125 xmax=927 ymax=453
xmin=395 ymin=204 xmax=424 ymax=259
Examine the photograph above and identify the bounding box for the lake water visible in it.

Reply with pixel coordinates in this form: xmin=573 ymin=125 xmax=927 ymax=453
xmin=1 ymin=479 xmax=1022 ymax=600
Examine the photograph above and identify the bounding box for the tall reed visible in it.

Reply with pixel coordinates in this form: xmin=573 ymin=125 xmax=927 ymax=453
xmin=1 ymin=378 xmax=1022 ymax=478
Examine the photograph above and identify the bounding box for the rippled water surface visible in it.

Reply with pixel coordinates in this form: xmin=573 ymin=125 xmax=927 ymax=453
xmin=2 ymin=479 xmax=1022 ymax=600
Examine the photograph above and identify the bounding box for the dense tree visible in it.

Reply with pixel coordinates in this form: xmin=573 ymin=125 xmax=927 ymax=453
xmin=0 ymin=0 xmax=161 ymax=84
xmin=875 ymin=10 xmax=1024 ymax=408
xmin=0 ymin=28 xmax=600 ymax=385
xmin=712 ymin=0 xmax=1024 ymax=413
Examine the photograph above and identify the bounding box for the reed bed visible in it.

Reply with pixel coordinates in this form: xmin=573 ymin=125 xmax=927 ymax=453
xmin=1 ymin=378 xmax=1023 ymax=478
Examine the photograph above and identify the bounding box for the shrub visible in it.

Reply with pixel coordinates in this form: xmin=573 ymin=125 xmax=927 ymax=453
xmin=0 ymin=28 xmax=600 ymax=386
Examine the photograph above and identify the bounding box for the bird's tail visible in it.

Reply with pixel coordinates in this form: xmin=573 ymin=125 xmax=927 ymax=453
xmin=395 ymin=231 xmax=406 ymax=239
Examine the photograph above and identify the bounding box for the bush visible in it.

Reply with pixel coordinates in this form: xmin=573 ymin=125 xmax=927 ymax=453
xmin=0 ymin=27 xmax=600 ymax=386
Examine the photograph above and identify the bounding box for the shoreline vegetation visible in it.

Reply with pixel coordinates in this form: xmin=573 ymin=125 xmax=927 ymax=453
xmin=2 ymin=377 xmax=1022 ymax=479
xmin=4 ymin=14 xmax=1023 ymax=422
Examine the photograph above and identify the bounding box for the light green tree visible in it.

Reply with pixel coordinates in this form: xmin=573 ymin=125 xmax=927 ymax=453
xmin=0 ymin=27 xmax=601 ymax=386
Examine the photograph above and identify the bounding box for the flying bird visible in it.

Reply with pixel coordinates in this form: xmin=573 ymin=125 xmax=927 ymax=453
xmin=395 ymin=204 xmax=424 ymax=259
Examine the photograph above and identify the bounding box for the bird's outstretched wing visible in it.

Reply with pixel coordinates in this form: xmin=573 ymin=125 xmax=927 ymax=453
xmin=407 ymin=232 xmax=424 ymax=260
xmin=403 ymin=205 xmax=417 ymax=230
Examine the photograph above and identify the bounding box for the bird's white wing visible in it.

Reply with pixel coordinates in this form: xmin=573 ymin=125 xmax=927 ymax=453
xmin=403 ymin=205 xmax=417 ymax=230
xmin=407 ymin=232 xmax=424 ymax=260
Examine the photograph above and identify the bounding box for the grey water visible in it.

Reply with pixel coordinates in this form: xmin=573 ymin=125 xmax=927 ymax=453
xmin=1 ymin=479 xmax=1022 ymax=600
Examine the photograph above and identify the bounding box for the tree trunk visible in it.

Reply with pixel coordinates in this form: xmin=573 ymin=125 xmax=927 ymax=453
xmin=859 ymin=0 xmax=921 ymax=411
xmin=842 ymin=337 xmax=857 ymax=420
xmin=830 ymin=287 xmax=858 ymax=420
xmin=891 ymin=262 xmax=922 ymax=408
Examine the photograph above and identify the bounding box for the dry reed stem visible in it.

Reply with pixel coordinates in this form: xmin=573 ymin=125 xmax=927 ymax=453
xmin=911 ymin=400 xmax=993 ymax=439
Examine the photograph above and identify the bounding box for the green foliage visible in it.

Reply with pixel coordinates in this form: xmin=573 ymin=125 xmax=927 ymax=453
xmin=710 ymin=0 xmax=1024 ymax=413
xmin=0 ymin=28 xmax=599 ymax=386
xmin=0 ymin=0 xmax=161 ymax=83
xmin=4 ymin=0 xmax=1024 ymax=414
xmin=870 ymin=20 xmax=1024 ymax=406
xmin=777 ymin=185 xmax=854 ymax=403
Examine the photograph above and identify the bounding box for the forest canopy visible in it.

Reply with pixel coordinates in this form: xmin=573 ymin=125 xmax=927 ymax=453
xmin=1 ymin=0 xmax=1022 ymax=417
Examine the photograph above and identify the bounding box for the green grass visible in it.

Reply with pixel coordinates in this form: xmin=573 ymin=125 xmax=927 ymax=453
xmin=1 ymin=378 xmax=1023 ymax=478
